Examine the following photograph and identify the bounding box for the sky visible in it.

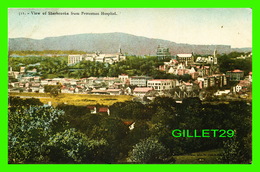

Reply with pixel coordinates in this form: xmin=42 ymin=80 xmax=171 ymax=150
xmin=8 ymin=8 xmax=252 ymax=48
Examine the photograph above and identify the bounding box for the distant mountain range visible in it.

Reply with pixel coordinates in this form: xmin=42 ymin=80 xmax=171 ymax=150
xmin=8 ymin=32 xmax=252 ymax=55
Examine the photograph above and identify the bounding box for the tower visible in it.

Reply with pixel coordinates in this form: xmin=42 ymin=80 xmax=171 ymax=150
xmin=213 ymin=49 xmax=218 ymax=65
xmin=209 ymin=49 xmax=219 ymax=75
xmin=119 ymin=44 xmax=122 ymax=54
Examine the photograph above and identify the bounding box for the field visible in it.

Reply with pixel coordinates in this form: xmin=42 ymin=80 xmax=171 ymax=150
xmin=174 ymin=149 xmax=223 ymax=164
xmin=9 ymin=92 xmax=134 ymax=107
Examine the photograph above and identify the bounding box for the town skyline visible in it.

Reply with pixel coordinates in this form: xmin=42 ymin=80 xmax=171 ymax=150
xmin=8 ymin=8 xmax=252 ymax=48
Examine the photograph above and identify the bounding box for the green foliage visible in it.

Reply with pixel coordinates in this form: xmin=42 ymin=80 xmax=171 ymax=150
xmin=56 ymin=104 xmax=91 ymax=117
xmin=8 ymin=106 xmax=68 ymax=163
xmin=46 ymin=128 xmax=109 ymax=163
xmin=110 ymin=101 xmax=153 ymax=120
xmin=219 ymin=135 xmax=251 ymax=164
xmin=129 ymin=137 xmax=171 ymax=163
xmin=89 ymin=117 xmax=129 ymax=162
xmin=44 ymin=85 xmax=61 ymax=97
xmin=218 ymin=52 xmax=252 ymax=74
xmin=9 ymin=97 xmax=43 ymax=109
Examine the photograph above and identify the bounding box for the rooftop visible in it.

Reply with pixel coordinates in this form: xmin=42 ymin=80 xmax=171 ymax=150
xmin=177 ymin=54 xmax=193 ymax=58
xmin=133 ymin=87 xmax=153 ymax=92
xmin=99 ymin=107 xmax=109 ymax=113
xmin=148 ymin=79 xmax=174 ymax=82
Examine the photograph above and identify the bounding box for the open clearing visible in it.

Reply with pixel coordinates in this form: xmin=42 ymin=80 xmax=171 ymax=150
xmin=9 ymin=92 xmax=134 ymax=106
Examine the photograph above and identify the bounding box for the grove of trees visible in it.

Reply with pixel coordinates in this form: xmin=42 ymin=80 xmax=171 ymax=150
xmin=8 ymin=96 xmax=252 ymax=164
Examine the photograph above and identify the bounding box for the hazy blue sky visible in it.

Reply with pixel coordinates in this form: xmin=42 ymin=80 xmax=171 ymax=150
xmin=8 ymin=8 xmax=252 ymax=48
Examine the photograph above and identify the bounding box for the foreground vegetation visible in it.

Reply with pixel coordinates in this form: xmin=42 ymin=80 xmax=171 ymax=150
xmin=174 ymin=149 xmax=223 ymax=164
xmin=8 ymin=96 xmax=252 ymax=164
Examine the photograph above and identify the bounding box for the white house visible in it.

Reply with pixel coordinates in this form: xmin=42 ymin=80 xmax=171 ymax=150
xmin=147 ymin=79 xmax=176 ymax=91
xmin=68 ymin=55 xmax=84 ymax=65
xmin=133 ymin=87 xmax=153 ymax=97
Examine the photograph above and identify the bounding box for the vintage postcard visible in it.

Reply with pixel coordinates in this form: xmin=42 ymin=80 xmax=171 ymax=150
xmin=8 ymin=8 xmax=252 ymax=164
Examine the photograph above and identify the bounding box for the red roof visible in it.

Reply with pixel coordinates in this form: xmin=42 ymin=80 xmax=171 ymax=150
xmin=232 ymin=69 xmax=244 ymax=73
xmin=238 ymin=80 xmax=251 ymax=86
xmin=104 ymin=77 xmax=117 ymax=81
xmin=107 ymin=89 xmax=121 ymax=92
xmin=87 ymin=106 xmax=96 ymax=110
xmin=148 ymin=79 xmax=174 ymax=82
xmin=87 ymin=77 xmax=97 ymax=80
xmin=91 ymin=89 xmax=107 ymax=93
xmin=99 ymin=107 xmax=109 ymax=113
xmin=114 ymin=83 xmax=123 ymax=85
xmin=123 ymin=121 xmax=134 ymax=126
xmin=133 ymin=87 xmax=153 ymax=92
xmin=184 ymin=82 xmax=192 ymax=86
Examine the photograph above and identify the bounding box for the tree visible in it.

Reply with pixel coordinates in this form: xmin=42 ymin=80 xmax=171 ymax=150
xmin=219 ymin=136 xmax=251 ymax=164
xmin=44 ymin=85 xmax=61 ymax=97
xmin=9 ymin=97 xmax=43 ymax=110
xmin=129 ymin=138 xmax=171 ymax=164
xmin=8 ymin=106 xmax=68 ymax=163
xmin=46 ymin=128 xmax=109 ymax=163
xmin=110 ymin=101 xmax=146 ymax=119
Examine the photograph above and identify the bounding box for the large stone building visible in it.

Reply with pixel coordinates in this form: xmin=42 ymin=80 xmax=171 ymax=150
xmin=68 ymin=49 xmax=126 ymax=65
xmin=68 ymin=55 xmax=84 ymax=65
xmin=156 ymin=45 xmax=171 ymax=59
xmin=226 ymin=69 xmax=244 ymax=81
xmin=176 ymin=53 xmax=194 ymax=66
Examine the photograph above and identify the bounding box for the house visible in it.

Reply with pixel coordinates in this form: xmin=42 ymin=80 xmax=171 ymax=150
xmin=133 ymin=87 xmax=153 ymax=97
xmin=20 ymin=66 xmax=26 ymax=73
xmin=85 ymin=53 xmax=97 ymax=61
xmin=226 ymin=69 xmax=244 ymax=81
xmin=103 ymin=77 xmax=118 ymax=86
xmin=40 ymin=80 xmax=49 ymax=85
xmin=10 ymin=82 xmax=19 ymax=88
xmin=248 ymin=72 xmax=252 ymax=82
xmin=68 ymin=55 xmax=84 ymax=65
xmin=8 ymin=70 xmax=20 ymax=79
xmin=123 ymin=121 xmax=135 ymax=130
xmin=113 ymin=83 xmax=124 ymax=89
xmin=197 ymin=74 xmax=227 ymax=89
xmin=159 ymin=59 xmax=178 ymax=72
xmin=98 ymin=107 xmax=110 ymax=115
xmin=147 ymin=79 xmax=176 ymax=91
xmin=124 ymin=87 xmax=132 ymax=95
xmin=156 ymin=45 xmax=171 ymax=59
xmin=87 ymin=106 xmax=97 ymax=114
xmin=27 ymin=68 xmax=37 ymax=75
xmin=96 ymin=55 xmax=105 ymax=63
xmin=106 ymin=89 xmax=122 ymax=95
xmin=33 ymin=77 xmax=41 ymax=82
xmin=176 ymin=53 xmax=194 ymax=66
xmin=118 ymin=74 xmax=129 ymax=83
xmin=234 ymin=80 xmax=251 ymax=93
xmin=67 ymin=49 xmax=126 ymax=65
xmin=130 ymin=76 xmax=153 ymax=87
xmin=91 ymin=89 xmax=109 ymax=95
xmin=184 ymin=82 xmax=193 ymax=92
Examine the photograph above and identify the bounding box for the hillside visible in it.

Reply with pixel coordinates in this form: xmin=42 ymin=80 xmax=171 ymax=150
xmin=9 ymin=32 xmax=251 ymax=55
